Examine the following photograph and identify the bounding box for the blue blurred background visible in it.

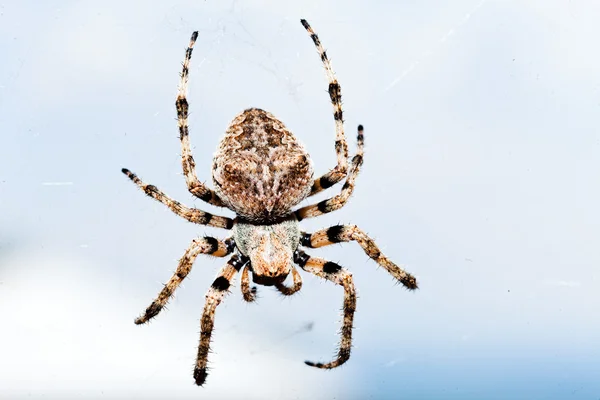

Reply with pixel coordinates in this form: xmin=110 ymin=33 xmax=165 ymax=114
xmin=1 ymin=0 xmax=599 ymax=398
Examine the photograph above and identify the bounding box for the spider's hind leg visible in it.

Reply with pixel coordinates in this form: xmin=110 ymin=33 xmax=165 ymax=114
xmin=176 ymin=31 xmax=223 ymax=207
xmin=300 ymin=19 xmax=350 ymax=196
xmin=294 ymin=249 xmax=356 ymax=369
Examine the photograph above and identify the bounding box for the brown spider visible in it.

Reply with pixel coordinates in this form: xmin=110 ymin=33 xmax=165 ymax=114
xmin=122 ymin=19 xmax=418 ymax=387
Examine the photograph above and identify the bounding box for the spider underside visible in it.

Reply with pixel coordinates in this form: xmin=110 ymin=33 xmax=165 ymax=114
xmin=122 ymin=19 xmax=418 ymax=387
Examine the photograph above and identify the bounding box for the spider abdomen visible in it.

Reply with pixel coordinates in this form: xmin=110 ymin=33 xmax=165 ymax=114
xmin=212 ymin=108 xmax=314 ymax=222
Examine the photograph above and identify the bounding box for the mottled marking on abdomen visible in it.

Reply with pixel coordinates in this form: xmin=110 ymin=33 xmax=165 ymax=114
xmin=212 ymin=108 xmax=314 ymax=222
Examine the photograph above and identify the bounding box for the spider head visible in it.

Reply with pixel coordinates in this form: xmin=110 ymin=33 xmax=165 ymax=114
xmin=233 ymin=216 xmax=300 ymax=286
xmin=248 ymin=237 xmax=291 ymax=286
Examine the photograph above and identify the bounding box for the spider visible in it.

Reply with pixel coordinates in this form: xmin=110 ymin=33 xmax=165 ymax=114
xmin=122 ymin=19 xmax=418 ymax=387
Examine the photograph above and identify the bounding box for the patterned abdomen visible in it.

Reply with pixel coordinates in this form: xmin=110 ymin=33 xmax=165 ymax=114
xmin=212 ymin=108 xmax=314 ymax=222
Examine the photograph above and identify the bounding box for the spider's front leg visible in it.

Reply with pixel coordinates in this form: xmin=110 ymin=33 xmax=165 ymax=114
xmin=293 ymin=249 xmax=356 ymax=369
xmin=195 ymin=254 xmax=248 ymax=386
xmin=135 ymin=236 xmax=235 ymax=324
xmin=301 ymin=225 xmax=417 ymax=289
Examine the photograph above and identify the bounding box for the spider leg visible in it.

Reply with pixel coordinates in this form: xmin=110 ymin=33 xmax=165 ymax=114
xmin=240 ymin=265 xmax=258 ymax=302
xmin=176 ymin=31 xmax=223 ymax=207
xmin=300 ymin=19 xmax=349 ymax=196
xmin=293 ymin=249 xmax=356 ymax=369
xmin=275 ymin=267 xmax=303 ymax=296
xmin=195 ymin=255 xmax=248 ymax=386
xmin=121 ymin=168 xmax=233 ymax=229
xmin=301 ymin=225 xmax=417 ymax=290
xmin=294 ymin=126 xmax=364 ymax=221
xmin=134 ymin=237 xmax=235 ymax=324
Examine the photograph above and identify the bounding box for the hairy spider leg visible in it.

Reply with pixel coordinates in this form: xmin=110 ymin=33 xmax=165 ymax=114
xmin=176 ymin=31 xmax=224 ymax=206
xmin=135 ymin=237 xmax=236 ymax=324
xmin=294 ymin=249 xmax=356 ymax=369
xmin=295 ymin=125 xmax=364 ymax=220
xmin=301 ymin=225 xmax=417 ymax=289
xmin=300 ymin=19 xmax=350 ymax=196
xmin=195 ymin=255 xmax=249 ymax=386
xmin=121 ymin=168 xmax=233 ymax=229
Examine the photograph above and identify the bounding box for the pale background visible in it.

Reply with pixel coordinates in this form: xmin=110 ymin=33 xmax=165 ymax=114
xmin=1 ymin=1 xmax=599 ymax=399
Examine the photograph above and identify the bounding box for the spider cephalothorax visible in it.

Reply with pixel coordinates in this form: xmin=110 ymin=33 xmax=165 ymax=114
xmin=122 ymin=19 xmax=418 ymax=387
xmin=233 ymin=215 xmax=300 ymax=285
